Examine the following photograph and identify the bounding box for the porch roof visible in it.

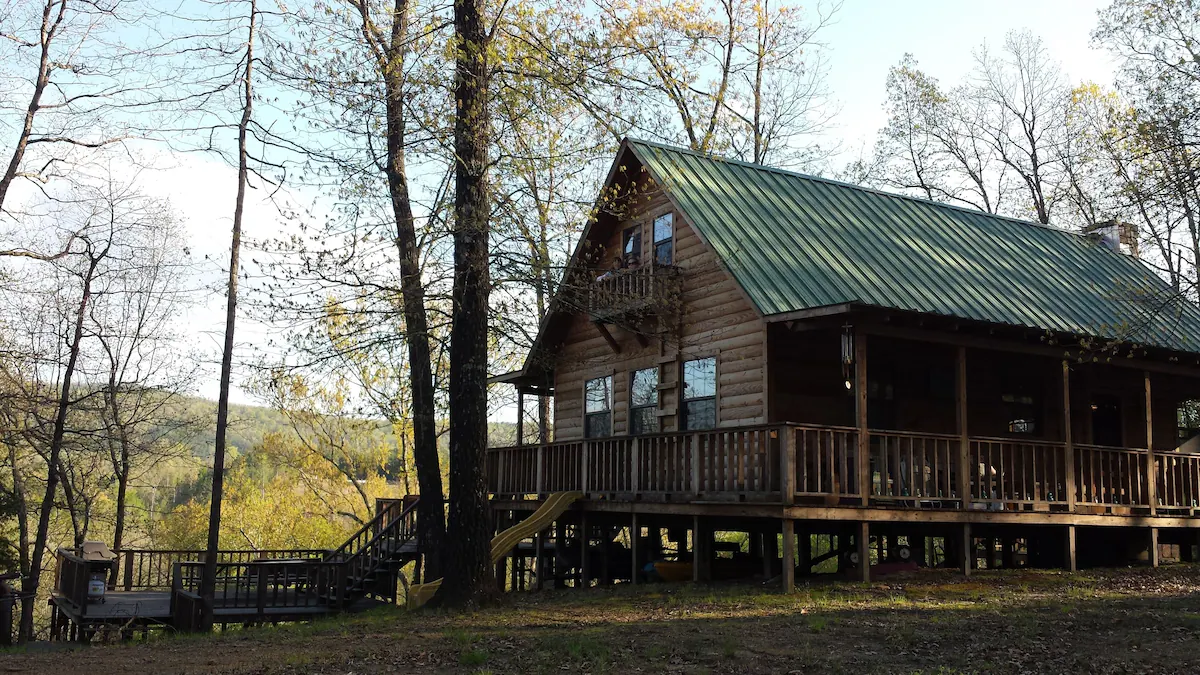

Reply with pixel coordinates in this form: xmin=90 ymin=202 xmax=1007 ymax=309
xmin=630 ymin=139 xmax=1200 ymax=355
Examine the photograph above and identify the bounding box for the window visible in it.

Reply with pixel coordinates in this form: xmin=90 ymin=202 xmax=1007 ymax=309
xmin=584 ymin=375 xmax=612 ymax=438
xmin=682 ymin=357 xmax=716 ymax=430
xmin=653 ymin=212 xmax=673 ymax=265
xmin=1002 ymin=393 xmax=1037 ymax=434
xmin=622 ymin=225 xmax=642 ymax=267
xmin=630 ymin=368 xmax=659 ymax=434
xmin=1178 ymin=399 xmax=1200 ymax=446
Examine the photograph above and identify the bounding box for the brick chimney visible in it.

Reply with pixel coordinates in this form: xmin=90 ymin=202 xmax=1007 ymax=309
xmin=1085 ymin=219 xmax=1139 ymax=257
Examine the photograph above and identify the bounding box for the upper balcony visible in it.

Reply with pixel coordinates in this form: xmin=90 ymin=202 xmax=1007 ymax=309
xmin=565 ymin=264 xmax=682 ymax=324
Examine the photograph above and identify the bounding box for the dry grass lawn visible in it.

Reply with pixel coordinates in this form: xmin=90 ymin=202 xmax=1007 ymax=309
xmin=4 ymin=566 xmax=1200 ymax=674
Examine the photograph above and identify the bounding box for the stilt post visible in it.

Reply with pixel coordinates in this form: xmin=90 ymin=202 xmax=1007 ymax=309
xmin=781 ymin=519 xmax=796 ymax=593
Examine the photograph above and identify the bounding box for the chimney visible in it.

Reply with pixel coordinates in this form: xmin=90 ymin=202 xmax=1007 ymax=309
xmin=1085 ymin=219 xmax=1139 ymax=257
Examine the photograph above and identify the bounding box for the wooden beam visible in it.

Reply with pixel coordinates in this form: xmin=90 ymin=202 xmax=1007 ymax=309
xmin=957 ymin=346 xmax=970 ymax=507
xmin=535 ymin=528 xmax=546 ymax=591
xmin=856 ymin=327 xmax=870 ymax=506
xmin=1149 ymin=526 xmax=1160 ymax=567
xmin=781 ymin=519 xmax=795 ymax=593
xmin=579 ymin=512 xmax=590 ymax=588
xmin=594 ymin=321 xmax=621 ymax=354
xmin=764 ymin=303 xmax=858 ymax=324
xmin=1063 ymin=361 xmax=1076 ymax=511
xmin=1146 ymin=372 xmax=1157 ymax=516
xmin=857 ymin=521 xmax=870 ymax=582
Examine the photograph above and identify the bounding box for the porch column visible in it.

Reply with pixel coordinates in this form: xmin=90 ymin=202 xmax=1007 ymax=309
xmin=956 ymin=346 xmax=970 ymax=507
xmin=856 ymin=328 xmax=870 ymax=506
xmin=1063 ymin=361 xmax=1076 ymax=512
xmin=516 ymin=387 xmax=525 ymax=446
xmin=781 ymin=519 xmax=795 ymax=593
xmin=1146 ymin=372 xmax=1157 ymax=515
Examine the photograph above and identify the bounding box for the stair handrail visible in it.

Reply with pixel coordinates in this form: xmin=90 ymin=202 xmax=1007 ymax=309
xmin=341 ymin=499 xmax=419 ymax=572
xmin=324 ymin=497 xmax=418 ymax=563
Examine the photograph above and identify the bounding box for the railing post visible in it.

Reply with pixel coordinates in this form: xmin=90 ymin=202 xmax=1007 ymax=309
xmin=781 ymin=425 xmax=796 ymax=505
xmin=497 ymin=448 xmax=508 ymax=497
xmin=630 ymin=436 xmax=640 ymax=496
xmin=581 ymin=440 xmax=591 ymax=496
xmin=536 ymin=442 xmax=545 ymax=497
xmin=1146 ymin=371 xmax=1157 ymax=515
xmin=692 ymin=433 xmax=702 ymax=497
xmin=123 ymin=551 xmax=135 ymax=591
xmin=1063 ymin=360 xmax=1076 ymax=512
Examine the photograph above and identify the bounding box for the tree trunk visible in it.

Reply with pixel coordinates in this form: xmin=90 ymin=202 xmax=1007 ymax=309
xmin=382 ymin=0 xmax=444 ymax=579
xmin=20 ymin=245 xmax=103 ymax=642
xmin=201 ymin=0 xmax=255 ymax=631
xmin=433 ymin=0 xmax=493 ymax=608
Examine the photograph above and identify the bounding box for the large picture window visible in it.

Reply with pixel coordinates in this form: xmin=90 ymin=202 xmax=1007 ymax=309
xmin=653 ymin=212 xmax=673 ymax=266
xmin=682 ymin=357 xmax=716 ymax=431
xmin=584 ymin=375 xmax=612 ymax=438
xmin=630 ymin=368 xmax=659 ymax=435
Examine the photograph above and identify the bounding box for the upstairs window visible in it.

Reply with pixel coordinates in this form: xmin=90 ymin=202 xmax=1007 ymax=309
xmin=622 ymin=225 xmax=642 ymax=267
xmin=683 ymin=357 xmax=716 ymax=431
xmin=584 ymin=375 xmax=612 ymax=438
xmin=1179 ymin=399 xmax=1200 ymax=446
xmin=630 ymin=368 xmax=659 ymax=435
xmin=653 ymin=212 xmax=674 ymax=265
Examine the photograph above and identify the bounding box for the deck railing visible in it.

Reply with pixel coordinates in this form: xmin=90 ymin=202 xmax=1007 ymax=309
xmin=568 ymin=265 xmax=682 ymax=319
xmin=487 ymin=422 xmax=1200 ymax=516
xmin=109 ymin=548 xmax=329 ymax=591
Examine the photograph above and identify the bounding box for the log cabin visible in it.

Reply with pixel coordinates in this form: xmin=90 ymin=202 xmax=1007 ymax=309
xmin=488 ymin=138 xmax=1200 ymax=589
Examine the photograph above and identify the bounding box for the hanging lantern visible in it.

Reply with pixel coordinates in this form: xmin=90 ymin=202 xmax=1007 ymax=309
xmin=841 ymin=324 xmax=854 ymax=390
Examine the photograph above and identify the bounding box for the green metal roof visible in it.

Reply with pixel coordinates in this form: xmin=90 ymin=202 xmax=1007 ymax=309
xmin=629 ymin=139 xmax=1200 ymax=355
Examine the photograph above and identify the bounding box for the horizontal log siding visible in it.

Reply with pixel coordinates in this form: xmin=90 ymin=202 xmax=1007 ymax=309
xmin=553 ymin=186 xmax=766 ymax=440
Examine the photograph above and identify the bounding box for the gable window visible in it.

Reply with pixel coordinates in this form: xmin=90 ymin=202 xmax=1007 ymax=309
xmin=622 ymin=225 xmax=642 ymax=267
xmin=584 ymin=375 xmax=612 ymax=438
xmin=682 ymin=357 xmax=716 ymax=431
xmin=653 ymin=212 xmax=674 ymax=266
xmin=630 ymin=368 xmax=659 ymax=435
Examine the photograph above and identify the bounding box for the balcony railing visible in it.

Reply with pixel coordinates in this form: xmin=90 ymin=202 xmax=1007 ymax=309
xmin=486 ymin=423 xmax=1200 ymax=516
xmin=570 ymin=265 xmax=682 ymax=320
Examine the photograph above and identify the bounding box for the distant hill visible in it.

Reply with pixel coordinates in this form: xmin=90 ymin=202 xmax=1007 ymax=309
xmin=170 ymin=396 xmax=518 ymax=458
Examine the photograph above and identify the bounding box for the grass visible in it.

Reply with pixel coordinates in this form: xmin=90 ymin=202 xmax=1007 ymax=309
xmin=7 ymin=566 xmax=1200 ymax=674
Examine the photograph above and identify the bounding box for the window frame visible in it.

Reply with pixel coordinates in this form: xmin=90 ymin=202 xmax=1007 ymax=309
xmin=629 ymin=367 xmax=660 ymax=435
xmin=653 ymin=212 xmax=674 ymax=266
xmin=622 ymin=225 xmax=642 ymax=267
xmin=682 ymin=357 xmax=717 ymax=431
xmin=584 ymin=374 xmax=613 ymax=438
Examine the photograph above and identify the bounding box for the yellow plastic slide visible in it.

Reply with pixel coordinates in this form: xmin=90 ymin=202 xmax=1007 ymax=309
xmin=407 ymin=491 xmax=583 ymax=608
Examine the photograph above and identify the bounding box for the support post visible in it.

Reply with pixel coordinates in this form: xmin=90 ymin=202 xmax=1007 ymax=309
xmin=1063 ymin=361 xmax=1076 ymax=512
xmin=1149 ymin=527 xmax=1160 ymax=568
xmin=631 ymin=514 xmax=639 ymax=585
xmin=1065 ymin=525 xmax=1077 ymax=572
xmin=799 ymin=528 xmax=812 ymax=576
xmin=692 ymin=516 xmax=712 ymax=582
xmin=535 ymin=529 xmax=547 ymax=590
xmin=763 ymin=527 xmax=778 ymax=579
xmin=579 ymin=513 xmax=590 ymax=588
xmin=956 ymin=346 xmax=970 ymax=507
xmin=857 ymin=521 xmax=870 ymax=582
xmin=781 ymin=519 xmax=795 ymax=593
xmin=1146 ymin=372 xmax=1157 ymax=515
xmin=856 ymin=328 xmax=870 ymax=506
xmin=781 ymin=425 xmax=796 ymax=504
xmin=960 ymin=523 xmax=972 ymax=576
xmin=553 ymin=518 xmax=566 ymax=589
xmin=516 ymin=388 xmax=525 ymax=447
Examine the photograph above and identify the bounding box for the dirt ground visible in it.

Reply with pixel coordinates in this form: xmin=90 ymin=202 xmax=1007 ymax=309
xmin=4 ymin=566 xmax=1200 ymax=674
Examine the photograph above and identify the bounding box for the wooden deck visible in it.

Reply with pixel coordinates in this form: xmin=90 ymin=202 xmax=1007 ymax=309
xmin=486 ymin=422 xmax=1200 ymax=524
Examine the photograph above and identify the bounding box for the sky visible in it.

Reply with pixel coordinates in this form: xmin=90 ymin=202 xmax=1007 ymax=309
xmin=157 ymin=0 xmax=1118 ymax=407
